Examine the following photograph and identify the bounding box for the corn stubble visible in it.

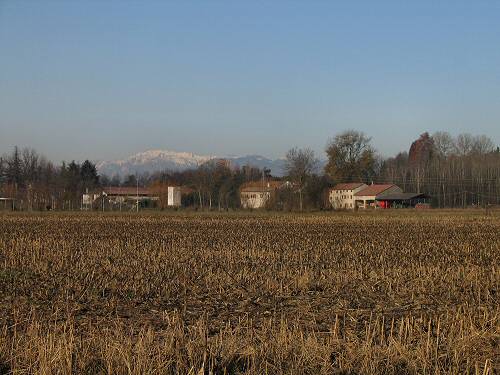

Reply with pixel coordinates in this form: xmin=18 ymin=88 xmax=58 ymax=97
xmin=0 ymin=212 xmax=498 ymax=374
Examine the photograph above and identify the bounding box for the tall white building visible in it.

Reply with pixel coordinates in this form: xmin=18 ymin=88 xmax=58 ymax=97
xmin=329 ymin=183 xmax=368 ymax=209
xmin=167 ymin=186 xmax=182 ymax=207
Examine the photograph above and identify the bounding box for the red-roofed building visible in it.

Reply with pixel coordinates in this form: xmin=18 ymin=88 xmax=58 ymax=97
xmin=83 ymin=185 xmax=183 ymax=210
xmin=354 ymin=184 xmax=402 ymax=209
xmin=328 ymin=182 xmax=367 ymax=209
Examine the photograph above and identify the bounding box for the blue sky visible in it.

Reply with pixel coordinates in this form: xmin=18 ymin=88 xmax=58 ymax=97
xmin=1 ymin=1 xmax=499 ymax=162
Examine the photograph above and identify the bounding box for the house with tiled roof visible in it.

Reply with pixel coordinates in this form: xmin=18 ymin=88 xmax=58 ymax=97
xmin=354 ymin=184 xmax=403 ymax=209
xmin=328 ymin=182 xmax=368 ymax=209
xmin=240 ymin=180 xmax=291 ymax=209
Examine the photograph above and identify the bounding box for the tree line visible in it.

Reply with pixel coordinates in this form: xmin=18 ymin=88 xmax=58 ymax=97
xmin=378 ymin=132 xmax=500 ymax=207
xmin=0 ymin=146 xmax=100 ymax=210
xmin=1 ymin=130 xmax=499 ymax=210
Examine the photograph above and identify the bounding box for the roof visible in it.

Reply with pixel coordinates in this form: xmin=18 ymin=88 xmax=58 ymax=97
xmin=149 ymin=184 xmax=194 ymax=195
xmin=240 ymin=180 xmax=284 ymax=193
xmin=103 ymin=187 xmax=152 ymax=196
xmin=240 ymin=187 xmax=275 ymax=193
xmin=375 ymin=192 xmax=429 ymax=201
xmin=354 ymin=184 xmax=397 ymax=197
xmin=331 ymin=182 xmax=365 ymax=191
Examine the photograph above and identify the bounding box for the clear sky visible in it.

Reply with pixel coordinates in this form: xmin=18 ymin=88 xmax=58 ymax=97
xmin=1 ymin=1 xmax=499 ymax=163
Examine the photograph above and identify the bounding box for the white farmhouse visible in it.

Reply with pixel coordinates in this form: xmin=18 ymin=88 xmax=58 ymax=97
xmin=329 ymin=183 xmax=368 ymax=209
xmin=240 ymin=181 xmax=284 ymax=209
xmin=240 ymin=185 xmax=273 ymax=209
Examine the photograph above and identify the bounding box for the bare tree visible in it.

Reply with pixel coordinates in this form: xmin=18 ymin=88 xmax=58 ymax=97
xmin=0 ymin=156 xmax=5 ymax=182
xmin=6 ymin=146 xmax=22 ymax=186
xmin=21 ymin=148 xmax=39 ymax=182
xmin=283 ymin=147 xmax=318 ymax=211
xmin=192 ymin=163 xmax=212 ymax=209
xmin=454 ymin=133 xmax=474 ymax=156
xmin=432 ymin=131 xmax=454 ymax=157
xmin=471 ymin=135 xmax=495 ymax=155
xmin=325 ymin=130 xmax=375 ymax=182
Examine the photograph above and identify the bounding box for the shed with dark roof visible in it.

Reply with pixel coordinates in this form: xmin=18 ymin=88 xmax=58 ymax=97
xmin=375 ymin=192 xmax=430 ymax=208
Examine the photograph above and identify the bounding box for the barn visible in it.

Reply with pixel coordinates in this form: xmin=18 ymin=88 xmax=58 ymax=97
xmin=375 ymin=192 xmax=430 ymax=208
xmin=353 ymin=184 xmax=403 ymax=209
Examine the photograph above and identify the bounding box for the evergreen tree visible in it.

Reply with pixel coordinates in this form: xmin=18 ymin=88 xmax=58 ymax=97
xmin=80 ymin=160 xmax=99 ymax=189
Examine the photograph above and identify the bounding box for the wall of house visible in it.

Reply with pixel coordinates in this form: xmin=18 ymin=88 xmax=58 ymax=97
xmin=353 ymin=195 xmax=376 ymax=208
xmin=241 ymin=191 xmax=270 ymax=209
xmin=329 ymin=185 xmax=367 ymax=209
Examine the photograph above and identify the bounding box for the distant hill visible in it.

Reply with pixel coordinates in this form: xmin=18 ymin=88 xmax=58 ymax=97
xmin=96 ymin=150 xmax=295 ymax=177
xmin=226 ymin=155 xmax=286 ymax=176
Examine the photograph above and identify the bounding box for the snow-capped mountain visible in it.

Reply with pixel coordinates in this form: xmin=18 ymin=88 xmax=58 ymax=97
xmin=96 ymin=150 xmax=288 ymax=177
xmin=96 ymin=150 xmax=214 ymax=177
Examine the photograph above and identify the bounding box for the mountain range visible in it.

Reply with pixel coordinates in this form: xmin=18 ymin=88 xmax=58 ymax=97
xmin=96 ymin=150 xmax=290 ymax=177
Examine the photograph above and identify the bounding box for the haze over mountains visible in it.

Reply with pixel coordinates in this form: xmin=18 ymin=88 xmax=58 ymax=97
xmin=96 ymin=150 xmax=291 ymax=177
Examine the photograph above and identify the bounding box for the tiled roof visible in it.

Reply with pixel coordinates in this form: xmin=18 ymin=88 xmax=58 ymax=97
xmin=240 ymin=187 xmax=275 ymax=193
xmin=331 ymin=182 xmax=365 ymax=191
xmin=240 ymin=180 xmax=283 ymax=193
xmin=354 ymin=184 xmax=397 ymax=197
